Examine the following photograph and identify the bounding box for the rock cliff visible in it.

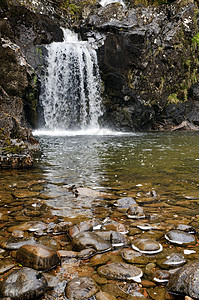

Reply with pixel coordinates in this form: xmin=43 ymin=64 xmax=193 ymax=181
xmin=81 ymin=0 xmax=199 ymax=130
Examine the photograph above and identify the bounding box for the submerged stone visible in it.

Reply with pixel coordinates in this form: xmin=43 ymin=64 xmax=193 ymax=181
xmin=72 ymin=231 xmax=111 ymax=252
xmin=157 ymin=253 xmax=186 ymax=269
xmin=114 ymin=197 xmax=137 ymax=212
xmin=16 ymin=244 xmax=60 ymax=271
xmin=97 ymin=262 xmax=143 ymax=283
xmin=165 ymin=230 xmax=196 ymax=245
xmin=95 ymin=230 xmax=127 ymax=247
xmin=153 ymin=269 xmax=170 ymax=284
xmin=167 ymin=260 xmax=199 ymax=299
xmin=121 ymin=249 xmax=149 ymax=265
xmin=102 ymin=219 xmax=128 ymax=234
xmin=127 ymin=205 xmax=145 ymax=219
xmin=95 ymin=291 xmax=117 ymax=300
xmin=0 ymin=267 xmax=47 ymax=299
xmin=132 ymin=238 xmax=163 ymax=254
xmin=65 ymin=276 xmax=99 ymax=300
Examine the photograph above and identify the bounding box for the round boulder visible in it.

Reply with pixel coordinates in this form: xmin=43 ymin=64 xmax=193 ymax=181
xmin=16 ymin=244 xmax=60 ymax=271
xmin=0 ymin=267 xmax=47 ymax=299
xmin=65 ymin=276 xmax=99 ymax=300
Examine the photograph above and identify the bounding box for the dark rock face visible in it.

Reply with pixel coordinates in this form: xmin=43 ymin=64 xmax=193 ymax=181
xmin=167 ymin=260 xmax=199 ymax=299
xmin=0 ymin=267 xmax=48 ymax=299
xmin=82 ymin=0 xmax=199 ymax=130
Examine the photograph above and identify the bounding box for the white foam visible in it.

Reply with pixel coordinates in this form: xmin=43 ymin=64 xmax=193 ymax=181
xmin=33 ymin=128 xmax=134 ymax=137
xmin=100 ymin=0 xmax=126 ymax=7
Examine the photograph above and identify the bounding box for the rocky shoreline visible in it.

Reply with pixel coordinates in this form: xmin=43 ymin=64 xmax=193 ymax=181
xmin=0 ymin=183 xmax=198 ymax=299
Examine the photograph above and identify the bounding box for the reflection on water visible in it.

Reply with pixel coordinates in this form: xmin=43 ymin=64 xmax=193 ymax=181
xmin=33 ymin=131 xmax=199 ymax=218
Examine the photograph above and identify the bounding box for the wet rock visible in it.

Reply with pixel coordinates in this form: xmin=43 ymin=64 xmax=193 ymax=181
xmin=8 ymin=221 xmax=47 ymax=233
xmin=0 ymin=236 xmax=36 ymax=250
xmin=132 ymin=238 xmax=163 ymax=254
xmin=53 ymin=221 xmax=72 ymax=234
xmin=72 ymin=231 xmax=112 ymax=252
xmin=95 ymin=230 xmax=127 ymax=247
xmin=90 ymin=253 xmax=111 ymax=266
xmin=68 ymin=221 xmax=93 ymax=238
xmin=77 ymin=248 xmax=96 ymax=259
xmin=102 ymin=219 xmax=128 ymax=234
xmin=16 ymin=244 xmax=60 ymax=271
xmin=167 ymin=260 xmax=199 ymax=299
xmin=0 ymin=267 xmax=47 ymax=299
xmin=114 ymin=197 xmax=137 ymax=212
xmin=97 ymin=262 xmax=143 ymax=283
xmin=127 ymin=205 xmax=145 ymax=219
xmin=95 ymin=291 xmax=117 ymax=300
xmin=127 ymin=291 xmax=148 ymax=299
xmin=153 ymin=269 xmax=170 ymax=284
xmin=157 ymin=253 xmax=186 ymax=269
xmin=57 ymin=250 xmax=78 ymax=259
xmin=175 ymin=224 xmax=197 ymax=235
xmin=0 ymin=260 xmax=16 ymax=275
xmin=165 ymin=230 xmax=196 ymax=245
xmin=38 ymin=236 xmax=61 ymax=251
xmin=65 ymin=276 xmax=99 ymax=300
xmin=121 ymin=249 xmax=149 ymax=265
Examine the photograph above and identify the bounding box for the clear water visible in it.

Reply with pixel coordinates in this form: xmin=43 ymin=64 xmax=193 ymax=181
xmin=34 ymin=131 xmax=199 ymax=218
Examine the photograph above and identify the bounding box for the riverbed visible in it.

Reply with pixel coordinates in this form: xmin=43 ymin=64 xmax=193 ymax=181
xmin=0 ymin=131 xmax=199 ymax=299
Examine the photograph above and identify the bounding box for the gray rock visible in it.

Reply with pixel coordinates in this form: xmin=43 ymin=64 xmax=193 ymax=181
xmin=65 ymin=276 xmax=99 ymax=300
xmin=157 ymin=253 xmax=186 ymax=269
xmin=167 ymin=260 xmax=199 ymax=298
xmin=0 ymin=267 xmax=47 ymax=299
xmin=127 ymin=205 xmax=145 ymax=219
xmin=165 ymin=230 xmax=196 ymax=245
xmin=97 ymin=262 xmax=143 ymax=283
xmin=114 ymin=197 xmax=137 ymax=212
xmin=72 ymin=231 xmax=112 ymax=252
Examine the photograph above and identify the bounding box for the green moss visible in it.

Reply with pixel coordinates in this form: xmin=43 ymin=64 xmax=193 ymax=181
xmin=167 ymin=93 xmax=180 ymax=104
xmin=60 ymin=0 xmax=97 ymax=21
xmin=192 ymin=33 xmax=199 ymax=45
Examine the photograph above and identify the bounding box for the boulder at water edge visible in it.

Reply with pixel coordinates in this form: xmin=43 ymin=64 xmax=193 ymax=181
xmin=0 ymin=267 xmax=47 ymax=299
xmin=167 ymin=260 xmax=199 ymax=299
xmin=65 ymin=276 xmax=99 ymax=300
xmin=16 ymin=244 xmax=60 ymax=271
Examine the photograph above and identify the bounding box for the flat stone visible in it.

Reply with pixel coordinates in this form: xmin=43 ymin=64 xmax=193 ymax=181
xmin=165 ymin=230 xmax=196 ymax=245
xmin=167 ymin=260 xmax=199 ymax=299
xmin=97 ymin=262 xmax=143 ymax=283
xmin=114 ymin=197 xmax=137 ymax=212
xmin=16 ymin=244 xmax=60 ymax=271
xmin=65 ymin=276 xmax=99 ymax=300
xmin=157 ymin=253 xmax=186 ymax=269
xmin=95 ymin=230 xmax=127 ymax=247
xmin=121 ymin=249 xmax=149 ymax=264
xmin=0 ymin=236 xmax=36 ymax=250
xmin=132 ymin=238 xmax=163 ymax=254
xmin=72 ymin=231 xmax=111 ymax=252
xmin=0 ymin=267 xmax=47 ymax=299
xmin=102 ymin=219 xmax=128 ymax=234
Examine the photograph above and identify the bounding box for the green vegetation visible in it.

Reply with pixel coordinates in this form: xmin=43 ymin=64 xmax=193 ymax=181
xmin=59 ymin=0 xmax=97 ymax=21
xmin=192 ymin=33 xmax=199 ymax=45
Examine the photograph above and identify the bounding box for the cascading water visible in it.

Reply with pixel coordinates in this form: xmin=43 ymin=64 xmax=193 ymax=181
xmin=99 ymin=0 xmax=126 ymax=7
xmin=39 ymin=29 xmax=103 ymax=132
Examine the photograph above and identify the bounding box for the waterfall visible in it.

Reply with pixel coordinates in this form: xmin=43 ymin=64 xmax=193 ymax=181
xmin=99 ymin=0 xmax=126 ymax=7
xmin=39 ymin=29 xmax=103 ymax=131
